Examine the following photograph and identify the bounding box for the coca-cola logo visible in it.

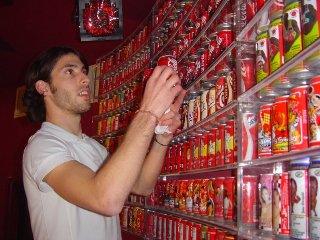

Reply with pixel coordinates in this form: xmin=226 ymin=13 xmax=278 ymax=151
xmin=295 ymin=171 xmax=304 ymax=178
xmin=246 ymin=115 xmax=257 ymax=126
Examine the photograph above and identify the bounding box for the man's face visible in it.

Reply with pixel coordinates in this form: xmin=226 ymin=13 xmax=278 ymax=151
xmin=48 ymin=53 xmax=91 ymax=114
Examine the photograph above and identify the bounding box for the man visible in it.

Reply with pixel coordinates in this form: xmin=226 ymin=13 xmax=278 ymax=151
xmin=22 ymin=46 xmax=185 ymax=240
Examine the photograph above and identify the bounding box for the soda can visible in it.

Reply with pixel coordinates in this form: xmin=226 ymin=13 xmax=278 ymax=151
xmin=207 ymin=227 xmax=218 ymax=239
xmin=269 ymin=14 xmax=284 ymax=72
xmin=186 ymin=179 xmax=194 ymax=214
xmin=272 ymin=173 xmax=290 ymax=237
xmin=200 ymin=131 xmax=209 ymax=168
xmin=302 ymin=0 xmax=320 ymax=48
xmin=181 ymin=136 xmax=188 ymax=172
xmin=157 ymin=213 xmax=163 ymax=239
xmin=167 ymin=216 xmax=173 ymax=240
xmin=272 ymin=95 xmax=289 ymax=154
xmin=239 ymin=55 xmax=256 ymax=93
xmin=225 ymin=119 xmax=236 ymax=164
xmin=208 ymin=84 xmax=216 ymax=115
xmin=185 ymin=221 xmax=193 ymax=240
xmin=216 ymin=229 xmax=226 ymax=240
xmin=242 ymin=110 xmax=258 ymax=161
xmin=216 ymin=76 xmax=226 ymax=111
xmin=158 ymin=55 xmax=178 ymax=72
xmin=193 ymin=134 xmax=201 ymax=170
xmin=216 ymin=23 xmax=234 ymax=51
xmin=200 ymin=87 xmax=209 ymax=120
xmin=216 ymin=124 xmax=226 ymax=166
xmin=199 ymin=179 xmax=209 ymax=216
xmin=225 ymin=71 xmax=237 ymax=104
xmin=258 ymin=103 xmax=272 ymax=158
xmin=289 ymin=158 xmax=310 ymax=239
xmin=288 ymin=85 xmax=309 ymax=151
xmin=309 ymin=157 xmax=320 ymax=239
xmin=259 ymin=173 xmax=273 ymax=231
xmin=208 ymin=128 xmax=217 ymax=168
xmin=256 ymin=25 xmax=270 ymax=82
xmin=179 ymin=180 xmax=188 ymax=212
xmin=308 ymin=76 xmax=320 ymax=146
xmin=200 ymin=225 xmax=208 ymax=240
xmin=223 ymin=177 xmax=236 ymax=221
xmin=194 ymin=91 xmax=201 ymax=125
xmin=283 ymin=0 xmax=303 ymax=62
xmin=192 ymin=223 xmax=202 ymax=239
xmin=188 ymin=93 xmax=196 ymax=127
xmin=242 ymin=175 xmax=259 ymax=225
xmin=214 ymin=177 xmax=225 ymax=221
xmin=193 ymin=179 xmax=201 ymax=215
xmin=207 ymin=178 xmax=215 ymax=218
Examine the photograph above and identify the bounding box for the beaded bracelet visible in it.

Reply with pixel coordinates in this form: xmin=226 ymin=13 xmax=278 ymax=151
xmin=154 ymin=136 xmax=169 ymax=147
xmin=135 ymin=109 xmax=159 ymax=124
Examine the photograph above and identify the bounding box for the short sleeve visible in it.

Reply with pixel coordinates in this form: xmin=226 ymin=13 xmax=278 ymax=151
xmin=23 ymin=135 xmax=74 ymax=192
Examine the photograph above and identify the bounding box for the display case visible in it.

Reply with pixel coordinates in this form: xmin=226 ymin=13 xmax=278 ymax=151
xmin=92 ymin=0 xmax=320 ymax=238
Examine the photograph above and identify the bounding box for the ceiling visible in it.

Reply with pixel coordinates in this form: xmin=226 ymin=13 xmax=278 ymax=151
xmin=0 ymin=0 xmax=156 ymax=88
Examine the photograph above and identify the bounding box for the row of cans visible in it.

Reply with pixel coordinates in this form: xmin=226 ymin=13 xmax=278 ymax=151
xmin=120 ymin=206 xmax=145 ymax=234
xmin=98 ymin=46 xmax=151 ymax=95
xmin=151 ymin=177 xmax=236 ymax=222
xmin=144 ymin=211 xmax=236 ymax=240
xmin=255 ymin=0 xmax=320 ymax=82
xmin=97 ymin=107 xmax=136 ymax=136
xmin=180 ymin=69 xmax=236 ymax=130
xmin=243 ymin=157 xmax=320 ymax=239
xmin=162 ymin=120 xmax=237 ymax=174
xmin=98 ymin=82 xmax=142 ymax=115
xmin=241 ymin=76 xmax=320 ymax=160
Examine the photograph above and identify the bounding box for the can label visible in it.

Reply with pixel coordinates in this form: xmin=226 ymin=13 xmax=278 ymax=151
xmin=199 ymin=179 xmax=209 ymax=215
xmin=283 ymin=1 xmax=303 ymax=62
xmin=194 ymin=94 xmax=201 ymax=125
xmin=201 ymin=89 xmax=209 ymax=120
xmin=216 ymin=76 xmax=226 ymax=110
xmin=223 ymin=177 xmax=235 ymax=221
xmin=258 ymin=104 xmax=272 ymax=157
xmin=200 ymin=132 xmax=209 ymax=168
xmin=242 ymin=112 xmax=258 ymax=161
xmin=188 ymin=97 xmax=195 ymax=127
xmin=186 ymin=180 xmax=194 ymax=213
xmin=309 ymin=167 xmax=320 ymax=239
xmin=288 ymin=86 xmax=309 ymax=151
xmin=259 ymin=174 xmax=273 ymax=231
xmin=240 ymin=57 xmax=256 ymax=93
xmin=272 ymin=173 xmax=290 ymax=236
xmin=208 ymin=86 xmax=216 ymax=115
xmin=207 ymin=179 xmax=215 ymax=217
xmin=256 ymin=29 xmax=270 ymax=82
xmin=243 ymin=176 xmax=259 ymax=225
xmin=308 ymin=76 xmax=320 ymax=146
xmin=193 ymin=135 xmax=201 ymax=170
xmin=272 ymin=95 xmax=289 ymax=154
xmin=179 ymin=180 xmax=187 ymax=212
xmin=302 ymin=0 xmax=320 ymax=48
xmin=192 ymin=179 xmax=201 ymax=214
xmin=214 ymin=177 xmax=225 ymax=220
xmin=216 ymin=124 xmax=226 ymax=166
xmin=208 ymin=128 xmax=216 ymax=168
xmin=289 ymin=169 xmax=309 ymax=239
xmin=269 ymin=15 xmax=284 ymax=73
xmin=225 ymin=119 xmax=236 ymax=164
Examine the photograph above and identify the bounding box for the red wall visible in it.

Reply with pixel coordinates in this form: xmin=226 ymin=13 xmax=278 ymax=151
xmin=0 ymin=1 xmax=156 ymax=238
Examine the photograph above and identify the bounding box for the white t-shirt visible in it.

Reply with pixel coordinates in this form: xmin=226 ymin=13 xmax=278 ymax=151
xmin=23 ymin=122 xmax=121 ymax=240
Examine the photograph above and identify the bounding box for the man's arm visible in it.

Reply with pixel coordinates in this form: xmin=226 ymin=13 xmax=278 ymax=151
xmin=44 ymin=66 xmax=183 ymax=216
xmin=131 ymin=90 xmax=186 ymax=195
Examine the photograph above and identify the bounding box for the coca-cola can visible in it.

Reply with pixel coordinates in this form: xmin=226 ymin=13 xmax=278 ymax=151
xmin=242 ymin=109 xmax=258 ymax=161
xmin=242 ymin=175 xmax=259 ymax=225
xmin=214 ymin=177 xmax=225 ymax=221
xmin=258 ymin=103 xmax=272 ymax=158
xmin=216 ymin=124 xmax=226 ymax=166
xmin=223 ymin=177 xmax=236 ymax=221
xmin=239 ymin=56 xmax=256 ymax=93
xmin=308 ymin=76 xmax=320 ymax=146
xmin=225 ymin=119 xmax=236 ymax=164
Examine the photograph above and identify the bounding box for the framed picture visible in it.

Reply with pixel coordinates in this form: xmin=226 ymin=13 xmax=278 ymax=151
xmin=14 ymin=86 xmax=27 ymax=118
xmin=78 ymin=0 xmax=123 ymax=42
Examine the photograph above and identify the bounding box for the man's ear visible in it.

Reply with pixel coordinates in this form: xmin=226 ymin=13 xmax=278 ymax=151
xmin=35 ymin=80 xmax=49 ymax=96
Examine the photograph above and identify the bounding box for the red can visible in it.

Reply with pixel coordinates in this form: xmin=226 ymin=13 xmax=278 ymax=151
xmin=223 ymin=177 xmax=236 ymax=221
xmin=193 ymin=134 xmax=201 ymax=170
xmin=272 ymin=95 xmax=289 ymax=154
xmin=258 ymin=103 xmax=272 ymax=158
xmin=158 ymin=55 xmax=178 ymax=72
xmin=239 ymin=56 xmax=256 ymax=93
xmin=288 ymin=85 xmax=309 ymax=151
xmin=308 ymin=76 xmax=320 ymax=146
xmin=225 ymin=119 xmax=236 ymax=164
xmin=216 ymin=23 xmax=233 ymax=51
xmin=179 ymin=180 xmax=188 ymax=212
xmin=199 ymin=179 xmax=209 ymax=216
xmin=185 ymin=221 xmax=193 ymax=240
xmin=207 ymin=226 xmax=217 ymax=239
xmin=186 ymin=179 xmax=194 ymax=213
xmin=186 ymin=136 xmax=193 ymax=171
xmin=242 ymin=175 xmax=259 ymax=225
xmin=208 ymin=35 xmax=221 ymax=63
xmin=192 ymin=179 xmax=201 ymax=214
xmin=208 ymin=128 xmax=217 ymax=168
xmin=259 ymin=173 xmax=273 ymax=231
xmin=214 ymin=177 xmax=225 ymax=220
xmin=216 ymin=124 xmax=226 ymax=166
xmin=192 ymin=223 xmax=202 ymax=240
xmin=242 ymin=110 xmax=258 ymax=161
xmin=200 ymin=131 xmax=209 ymax=169
xmin=208 ymin=84 xmax=216 ymax=115
xmin=272 ymin=173 xmax=290 ymax=237
xmin=207 ymin=179 xmax=215 ymax=218
xmin=216 ymin=76 xmax=226 ymax=111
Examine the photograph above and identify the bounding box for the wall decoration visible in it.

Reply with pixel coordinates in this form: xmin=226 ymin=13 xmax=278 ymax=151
xmin=78 ymin=0 xmax=123 ymax=41
xmin=14 ymin=86 xmax=27 ymax=118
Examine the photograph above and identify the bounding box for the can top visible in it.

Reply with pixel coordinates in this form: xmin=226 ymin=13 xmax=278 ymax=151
xmin=290 ymin=157 xmax=310 ymax=168
xmin=256 ymin=25 xmax=269 ymax=35
xmin=217 ymin=23 xmax=232 ymax=32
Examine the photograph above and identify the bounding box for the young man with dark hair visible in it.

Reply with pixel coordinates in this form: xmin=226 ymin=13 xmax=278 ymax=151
xmin=23 ymin=46 xmax=185 ymax=240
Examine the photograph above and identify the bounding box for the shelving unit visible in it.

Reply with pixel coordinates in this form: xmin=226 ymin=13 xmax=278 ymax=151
xmin=92 ymin=0 xmax=320 ymax=239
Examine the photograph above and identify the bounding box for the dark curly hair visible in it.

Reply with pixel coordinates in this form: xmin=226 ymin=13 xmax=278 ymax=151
xmin=23 ymin=46 xmax=89 ymax=122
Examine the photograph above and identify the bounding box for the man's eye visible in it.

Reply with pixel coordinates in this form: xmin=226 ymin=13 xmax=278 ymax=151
xmin=82 ymin=69 xmax=88 ymax=75
xmin=66 ymin=69 xmax=73 ymax=74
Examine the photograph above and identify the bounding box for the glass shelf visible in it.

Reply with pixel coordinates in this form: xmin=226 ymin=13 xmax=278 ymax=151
xmin=237 ymin=39 xmax=320 ymax=103
xmin=177 ymin=0 xmax=231 ymax=62
xmin=92 ymin=127 xmax=126 ymax=141
xmin=238 ymin=228 xmax=276 ymax=240
xmin=148 ymin=207 xmax=238 ymax=234
xmin=174 ymin=100 xmax=238 ymax=139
